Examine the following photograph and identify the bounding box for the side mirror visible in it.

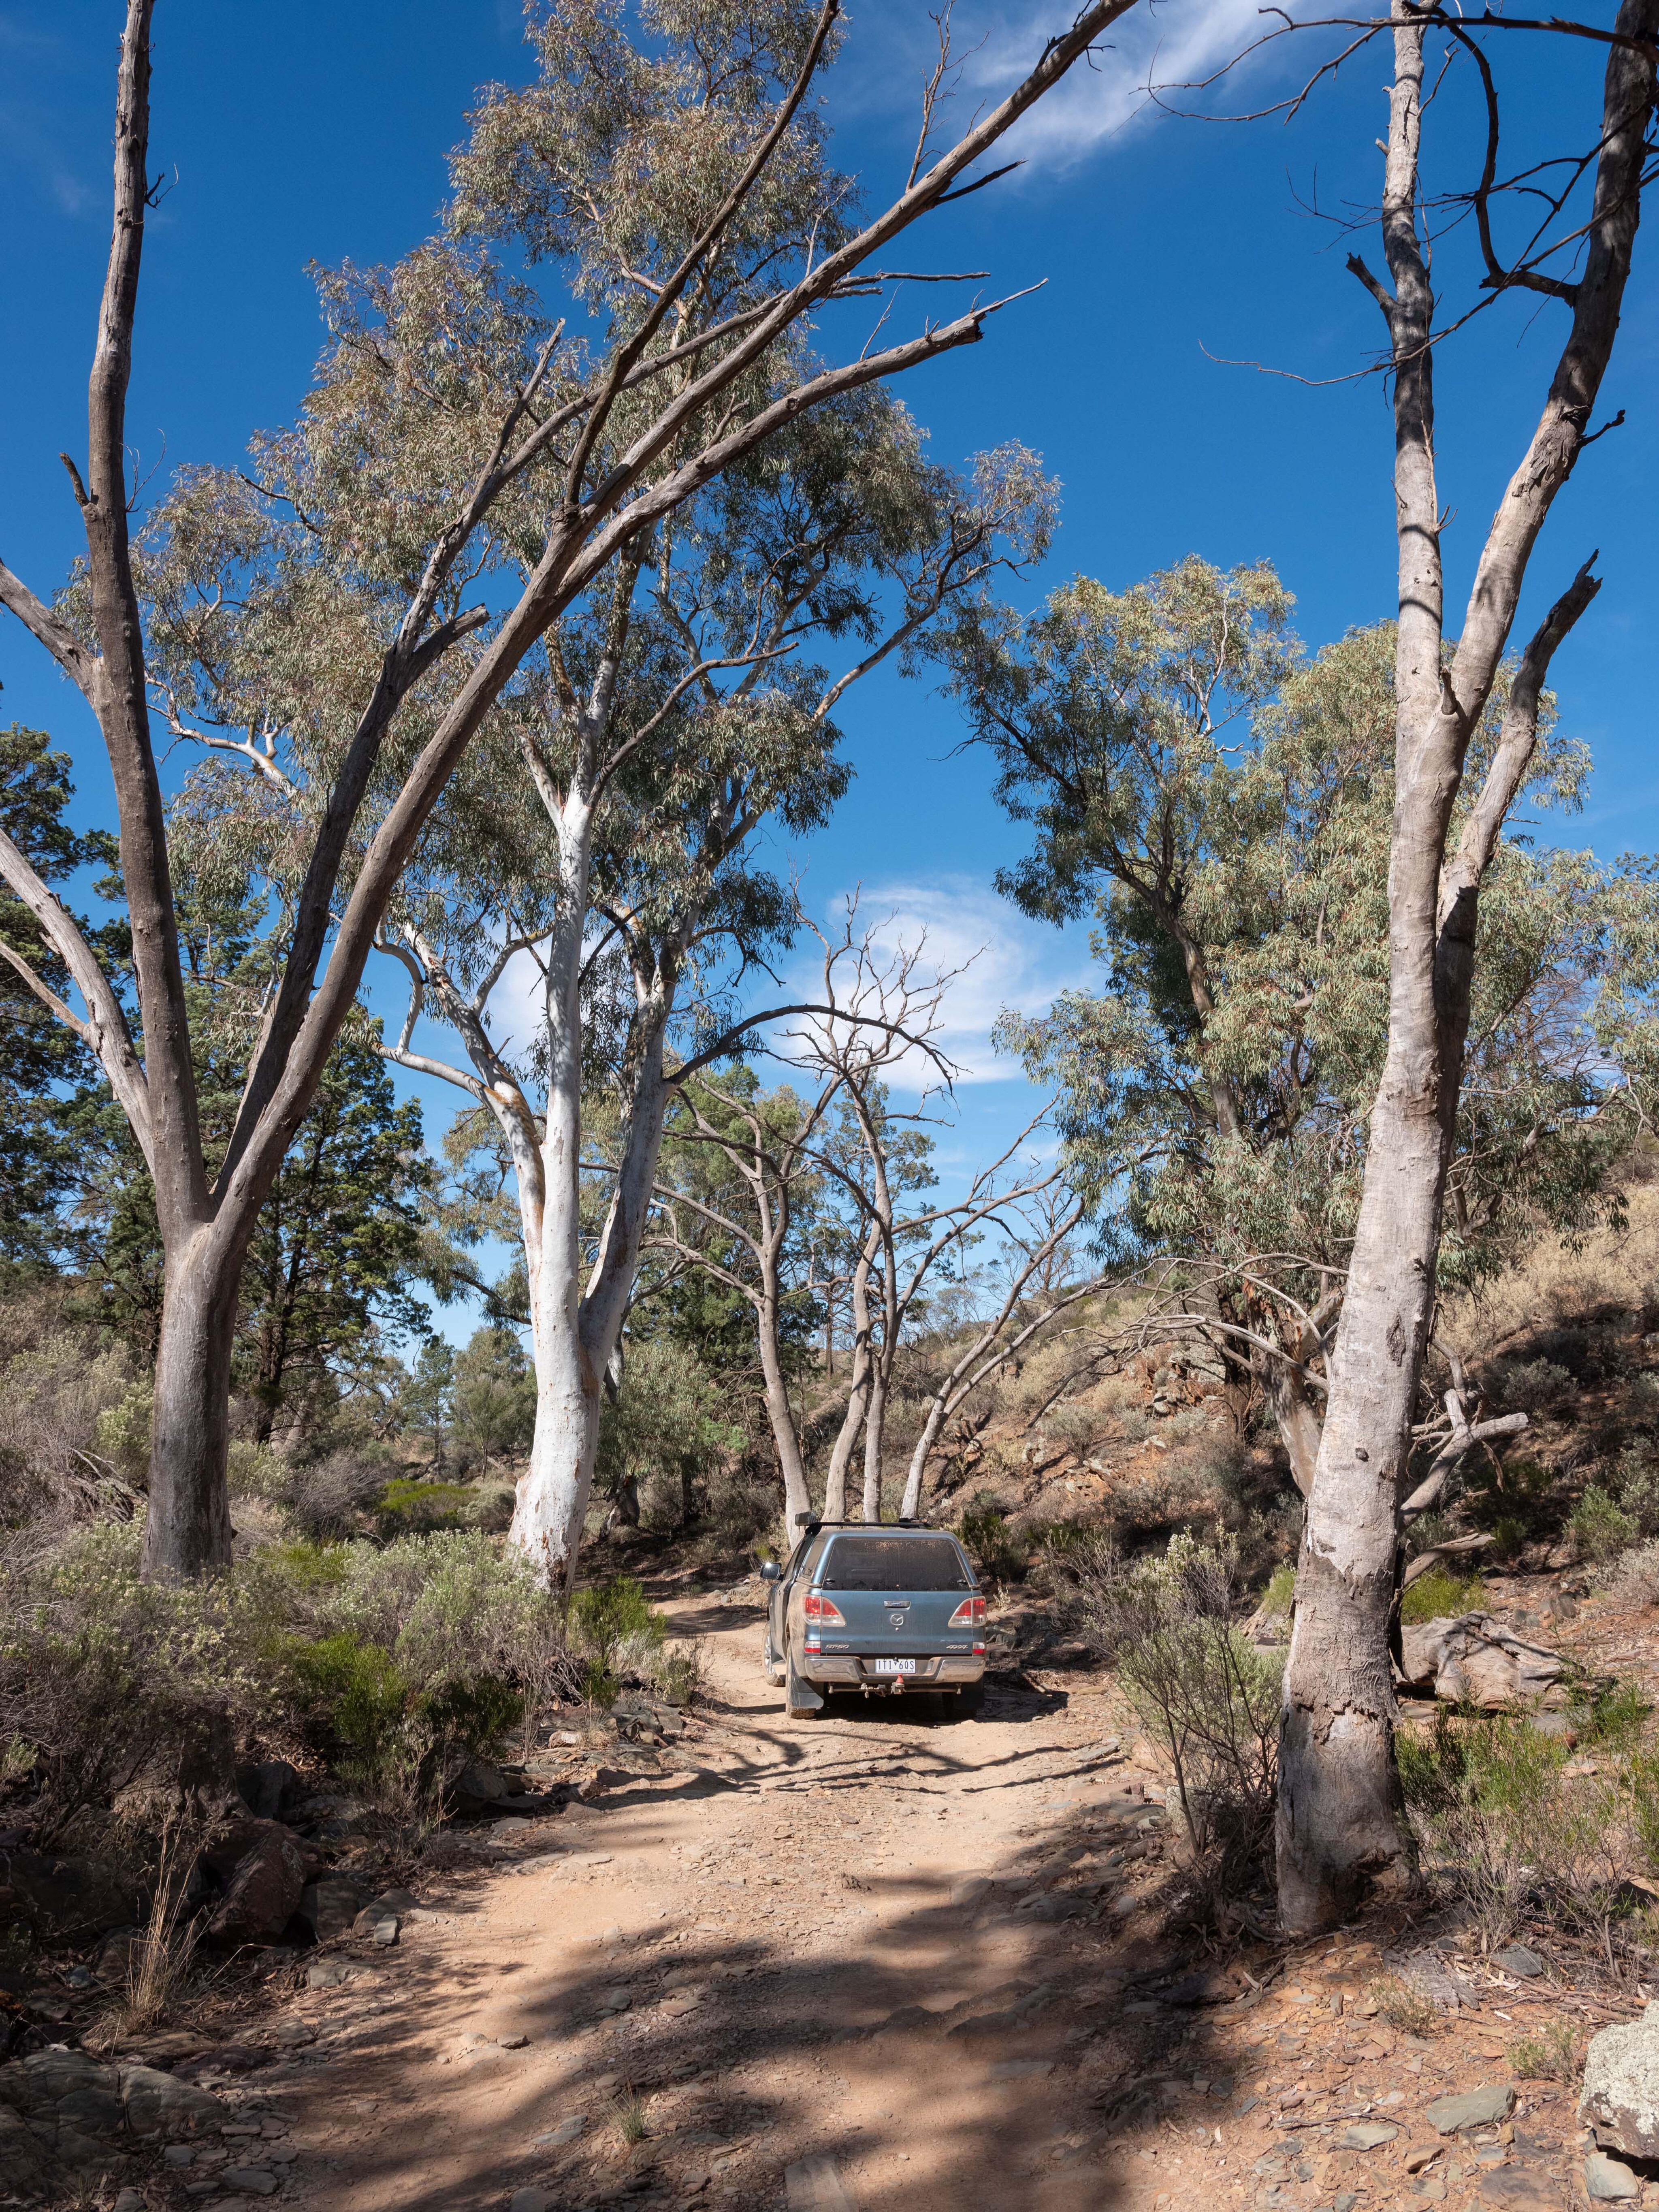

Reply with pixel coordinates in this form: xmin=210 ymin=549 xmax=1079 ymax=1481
xmin=759 ymin=1559 xmax=782 ymax=1583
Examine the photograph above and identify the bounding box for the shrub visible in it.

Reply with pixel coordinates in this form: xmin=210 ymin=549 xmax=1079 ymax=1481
xmin=0 ymin=1522 xmax=273 ymax=1841
xmin=1464 ymin=1457 xmax=1558 ymax=1549
xmin=288 ymin=1633 xmax=412 ymax=1760
xmin=1261 ymin=1564 xmax=1296 ymax=1619
xmin=1056 ymin=1529 xmax=1281 ymax=1900
xmin=1610 ymin=1541 xmax=1659 ymax=1608
xmin=1508 ymin=2022 xmax=1576 ymax=2080
xmin=0 ymin=1523 xmax=576 ymax=1835
xmin=1572 ymin=1487 xmax=1638 ymax=1565
xmin=1366 ymin=1975 xmax=1438 ymax=2036
xmin=375 ymin=1477 xmax=475 ymax=1536
xmin=1398 ymin=1711 xmax=1625 ymax=1946
xmin=284 ymin=1627 xmax=525 ymax=1811
xmin=1400 ymin=1566 xmax=1489 ymax=1624
xmin=1614 ymin=1448 xmax=1659 ymax=1538
xmin=1486 ymin=1358 xmax=1575 ymax=1414
xmin=958 ymin=1498 xmax=1027 ymax=1583
xmin=569 ymin=1575 xmax=666 ymax=1703
xmin=1570 ymin=1675 xmax=1650 ymax=1754
xmin=93 ymin=1381 xmax=153 ymax=1482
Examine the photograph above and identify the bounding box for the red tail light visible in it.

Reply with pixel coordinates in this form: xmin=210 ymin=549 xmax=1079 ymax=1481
xmin=948 ymin=1596 xmax=986 ymax=1627
xmin=803 ymin=1591 xmax=846 ymax=1624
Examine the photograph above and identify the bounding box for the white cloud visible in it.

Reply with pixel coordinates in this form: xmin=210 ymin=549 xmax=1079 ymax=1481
xmin=842 ymin=0 xmax=1307 ymax=172
xmin=768 ymin=872 xmax=1094 ymax=1093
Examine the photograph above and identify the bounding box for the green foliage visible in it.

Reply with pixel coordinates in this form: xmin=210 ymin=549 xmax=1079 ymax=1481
xmin=452 ymin=1327 xmax=536 ymax=1470
xmin=1450 ymin=1455 xmax=1560 ymax=1564
xmin=959 ymin=1498 xmax=1026 ymax=1582
xmin=0 ymin=1522 xmax=574 ymax=1837
xmin=931 ymin=557 xmax=1653 ymax=1471
xmin=1487 ymin=1358 xmax=1575 ymax=1414
xmin=0 ymin=726 xmax=114 ymax=1269
xmin=1572 ymin=1676 xmax=1651 ymax=1755
xmin=288 ymin=1632 xmax=411 ymax=1760
xmin=1572 ymin=1486 xmax=1638 ymax=1564
xmin=569 ymin=1574 xmax=665 ymax=1704
xmin=1262 ymin=1564 xmax=1297 ymax=1618
xmin=237 ymin=1024 xmax=431 ymax=1439
xmin=94 ymin=1381 xmax=154 ymax=1482
xmin=1397 ymin=1711 xmax=1632 ymax=1944
xmin=375 ymin=1477 xmax=476 ymax=1535
xmin=595 ymin=1336 xmax=746 ymax=1527
xmin=1507 ymin=2023 xmax=1577 ymax=2080
xmin=1057 ymin=1529 xmax=1282 ymax=1896
xmin=1400 ymin=1567 xmax=1488 ymax=1624
xmin=406 ymin=1338 xmax=456 ymax=1467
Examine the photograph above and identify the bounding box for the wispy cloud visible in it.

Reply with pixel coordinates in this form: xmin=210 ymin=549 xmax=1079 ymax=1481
xmin=772 ymin=872 xmax=1094 ymax=1093
xmin=842 ymin=0 xmax=1306 ymax=172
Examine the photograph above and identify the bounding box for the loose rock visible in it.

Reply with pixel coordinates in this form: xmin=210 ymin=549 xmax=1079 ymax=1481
xmin=222 ymin=2166 xmax=279 ymax=2195
xmin=297 ymin=1875 xmax=368 ymax=1943
xmin=1494 ymin=1945 xmax=1547 ymax=1978
xmin=1586 ymin=2151 xmax=1642 ymax=2201
xmin=1426 ymin=2083 xmax=1516 ymax=2134
xmin=1341 ymin=2122 xmax=1398 ymax=2149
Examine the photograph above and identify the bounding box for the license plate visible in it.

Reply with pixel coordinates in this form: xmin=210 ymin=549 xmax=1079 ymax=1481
xmin=870 ymin=1657 xmax=917 ymax=1675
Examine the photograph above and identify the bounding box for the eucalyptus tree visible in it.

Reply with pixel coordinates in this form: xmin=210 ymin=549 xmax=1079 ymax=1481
xmin=0 ymin=728 xmax=113 ymax=1269
xmin=945 ymin=561 xmax=1636 ymax=1489
xmin=943 ymin=540 xmax=1659 ymax=1921
xmin=0 ymin=0 xmax=1137 ymax=1577
xmin=650 ymin=1063 xmax=834 ymax=1529
xmin=1243 ymin=0 xmax=1657 ymax=1929
xmin=376 ymin=411 xmax=1049 ymax=1583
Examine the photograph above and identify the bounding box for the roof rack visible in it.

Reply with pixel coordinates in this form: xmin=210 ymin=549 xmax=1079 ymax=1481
xmin=793 ymin=1514 xmax=932 ymax=1530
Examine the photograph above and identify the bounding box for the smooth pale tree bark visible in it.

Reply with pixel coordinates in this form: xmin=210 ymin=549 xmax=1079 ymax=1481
xmin=0 ymin=0 xmax=1135 ymax=1579
xmin=1276 ymin=0 xmax=1655 ymax=1932
xmin=821 ymin=1223 xmax=879 ymax=1520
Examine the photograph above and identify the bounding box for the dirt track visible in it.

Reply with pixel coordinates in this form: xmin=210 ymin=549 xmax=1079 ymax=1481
xmin=213 ymin=1594 xmax=1603 ymax=2212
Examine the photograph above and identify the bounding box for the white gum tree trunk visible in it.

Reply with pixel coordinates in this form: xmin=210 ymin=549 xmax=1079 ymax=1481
xmin=1275 ymin=0 xmax=1653 ymax=1933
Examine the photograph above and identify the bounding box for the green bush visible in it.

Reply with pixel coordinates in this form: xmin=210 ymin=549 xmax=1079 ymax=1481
xmin=93 ymin=1381 xmax=153 ymax=1482
xmin=1261 ymin=1564 xmax=1296 ymax=1619
xmin=1572 ymin=1487 xmax=1638 ymax=1564
xmin=287 ymin=1632 xmax=411 ymax=1762
xmin=1570 ymin=1675 xmax=1651 ymax=1754
xmin=1400 ymin=1566 xmax=1488 ymax=1624
xmin=569 ymin=1574 xmax=665 ymax=1704
xmin=0 ymin=1523 xmax=575 ymax=1837
xmin=1486 ymin=1358 xmax=1575 ymax=1414
xmin=959 ymin=1498 xmax=1027 ymax=1582
xmin=1056 ymin=1530 xmax=1281 ymax=1901
xmin=0 ymin=1522 xmax=274 ymax=1841
xmin=284 ymin=1627 xmax=525 ymax=1807
xmin=375 ymin=1477 xmax=475 ymax=1536
xmin=1398 ymin=1711 xmax=1625 ymax=1945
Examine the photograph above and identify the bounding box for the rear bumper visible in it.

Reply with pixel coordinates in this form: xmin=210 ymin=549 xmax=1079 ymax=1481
xmin=799 ymin=1653 xmax=985 ymax=1687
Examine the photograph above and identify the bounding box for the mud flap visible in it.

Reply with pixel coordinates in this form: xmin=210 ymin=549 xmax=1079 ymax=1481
xmin=786 ymin=1649 xmax=825 ymax=1715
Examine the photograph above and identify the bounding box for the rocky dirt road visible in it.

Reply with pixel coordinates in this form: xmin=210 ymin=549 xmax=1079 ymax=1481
xmin=187 ymin=1593 xmax=1630 ymax=2212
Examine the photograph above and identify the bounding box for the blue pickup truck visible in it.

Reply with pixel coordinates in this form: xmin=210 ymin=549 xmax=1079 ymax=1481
xmin=760 ymin=1520 xmax=987 ymax=1721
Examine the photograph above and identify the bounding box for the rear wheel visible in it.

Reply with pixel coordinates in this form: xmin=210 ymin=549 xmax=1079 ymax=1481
xmin=945 ymin=1683 xmax=985 ymax=1721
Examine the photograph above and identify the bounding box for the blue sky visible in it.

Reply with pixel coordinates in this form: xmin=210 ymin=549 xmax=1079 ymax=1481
xmin=4 ymin=0 xmax=1654 ymax=1335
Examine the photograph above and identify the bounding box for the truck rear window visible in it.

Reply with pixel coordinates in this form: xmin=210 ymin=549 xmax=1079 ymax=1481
xmin=819 ymin=1536 xmax=971 ymax=1591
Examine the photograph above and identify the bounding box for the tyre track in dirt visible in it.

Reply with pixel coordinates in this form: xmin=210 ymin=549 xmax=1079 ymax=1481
xmin=212 ymin=1595 xmax=1572 ymax=2212
xmin=225 ymin=1590 xmax=1198 ymax=2212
